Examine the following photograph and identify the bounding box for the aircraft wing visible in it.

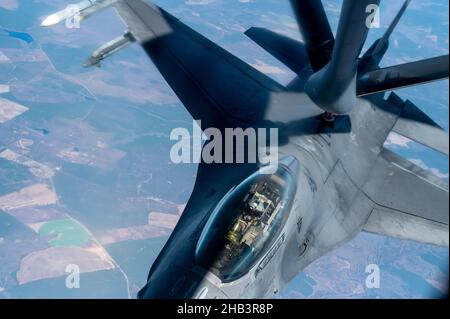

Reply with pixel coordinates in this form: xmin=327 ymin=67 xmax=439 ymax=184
xmin=362 ymin=148 xmax=449 ymax=246
xmin=112 ymin=0 xmax=283 ymax=130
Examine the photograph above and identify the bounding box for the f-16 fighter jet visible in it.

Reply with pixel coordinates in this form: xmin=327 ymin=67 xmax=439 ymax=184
xmin=42 ymin=0 xmax=449 ymax=299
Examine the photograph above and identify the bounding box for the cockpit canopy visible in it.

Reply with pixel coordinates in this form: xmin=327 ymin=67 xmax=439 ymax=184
xmin=195 ymin=161 xmax=297 ymax=282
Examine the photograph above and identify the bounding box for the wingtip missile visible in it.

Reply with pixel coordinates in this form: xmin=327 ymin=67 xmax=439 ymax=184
xmin=40 ymin=1 xmax=90 ymax=27
xmin=40 ymin=0 xmax=116 ymax=28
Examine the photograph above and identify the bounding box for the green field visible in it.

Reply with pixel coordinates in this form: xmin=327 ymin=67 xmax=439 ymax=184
xmin=39 ymin=219 xmax=90 ymax=247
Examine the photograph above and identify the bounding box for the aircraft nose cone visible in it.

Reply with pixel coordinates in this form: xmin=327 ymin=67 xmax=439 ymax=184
xmin=190 ymin=278 xmax=228 ymax=299
xmin=138 ymin=268 xmax=227 ymax=299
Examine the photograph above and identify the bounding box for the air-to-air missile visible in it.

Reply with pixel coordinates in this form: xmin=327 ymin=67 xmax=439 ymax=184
xmin=41 ymin=0 xmax=133 ymax=68
xmin=83 ymin=31 xmax=135 ymax=67
xmin=41 ymin=0 xmax=117 ymax=27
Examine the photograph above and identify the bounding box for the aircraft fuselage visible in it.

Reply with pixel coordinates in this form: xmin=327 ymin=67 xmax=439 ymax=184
xmin=139 ymin=92 xmax=401 ymax=299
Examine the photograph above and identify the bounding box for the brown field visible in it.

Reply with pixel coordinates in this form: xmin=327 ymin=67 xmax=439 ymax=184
xmin=0 ymin=184 xmax=57 ymax=211
xmin=17 ymin=246 xmax=115 ymax=284
xmin=148 ymin=212 xmax=180 ymax=229
xmin=99 ymin=225 xmax=169 ymax=245
xmin=0 ymin=148 xmax=54 ymax=179
xmin=0 ymin=97 xmax=28 ymax=123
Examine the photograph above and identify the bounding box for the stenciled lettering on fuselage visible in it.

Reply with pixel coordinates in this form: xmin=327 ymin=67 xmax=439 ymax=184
xmin=255 ymin=233 xmax=285 ymax=277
